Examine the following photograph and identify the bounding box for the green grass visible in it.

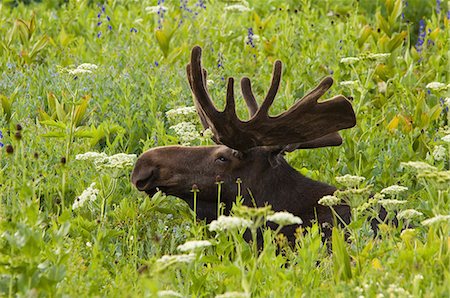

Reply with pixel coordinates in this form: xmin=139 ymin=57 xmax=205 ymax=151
xmin=1 ymin=0 xmax=449 ymax=297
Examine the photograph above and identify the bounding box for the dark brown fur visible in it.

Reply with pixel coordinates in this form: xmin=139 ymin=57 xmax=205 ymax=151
xmin=132 ymin=145 xmax=350 ymax=241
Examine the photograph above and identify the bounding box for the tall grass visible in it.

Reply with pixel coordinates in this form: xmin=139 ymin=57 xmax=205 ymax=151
xmin=0 ymin=0 xmax=449 ymax=296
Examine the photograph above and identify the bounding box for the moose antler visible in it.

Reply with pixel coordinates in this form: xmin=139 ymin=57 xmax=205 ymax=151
xmin=186 ymin=46 xmax=356 ymax=151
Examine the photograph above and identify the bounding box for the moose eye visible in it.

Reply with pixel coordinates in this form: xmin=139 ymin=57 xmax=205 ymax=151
xmin=216 ymin=156 xmax=229 ymax=163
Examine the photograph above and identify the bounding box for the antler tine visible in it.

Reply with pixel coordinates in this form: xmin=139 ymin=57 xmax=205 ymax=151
xmin=255 ymin=60 xmax=282 ymax=117
xmin=287 ymin=77 xmax=334 ymax=113
xmin=189 ymin=46 xmax=219 ymax=118
xmin=240 ymin=77 xmax=258 ymax=117
xmin=224 ymin=77 xmax=238 ymax=118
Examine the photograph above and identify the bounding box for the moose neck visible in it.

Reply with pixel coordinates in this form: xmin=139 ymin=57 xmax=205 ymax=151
xmin=245 ymin=156 xmax=337 ymax=215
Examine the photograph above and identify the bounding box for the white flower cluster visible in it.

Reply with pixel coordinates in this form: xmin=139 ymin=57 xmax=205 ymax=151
xmin=156 ymin=253 xmax=196 ymax=264
xmin=442 ymin=134 xmax=450 ymax=143
xmin=380 ymin=185 xmax=408 ymax=195
xmin=96 ymin=153 xmax=137 ymax=170
xmin=340 ymin=57 xmax=360 ymax=64
xmin=432 ymin=145 xmax=447 ymax=161
xmin=339 ymin=81 xmax=358 ymax=87
xmin=386 ymin=284 xmax=412 ymax=298
xmin=397 ymin=209 xmax=423 ymax=220
xmin=340 ymin=53 xmax=390 ymax=65
xmin=335 ymin=174 xmax=366 ymax=187
xmin=215 ymin=292 xmax=250 ymax=298
xmin=318 ymin=195 xmax=341 ymax=207
xmin=443 ymin=97 xmax=450 ymax=108
xmin=75 ymin=152 xmax=137 ymax=171
xmin=165 ymin=106 xmax=197 ymax=121
xmin=177 ymin=240 xmax=211 ymax=252
xmin=73 ymin=183 xmax=99 ymax=210
xmin=224 ymin=4 xmax=251 ymax=12
xmin=366 ymin=53 xmax=391 ymax=59
xmin=209 ymin=215 xmax=253 ymax=232
xmin=157 ymin=290 xmax=183 ymax=297
xmin=170 ymin=122 xmax=200 ymax=145
xmin=421 ymin=214 xmax=450 ymax=226
xmin=425 ymin=82 xmax=449 ymax=90
xmin=267 ymin=211 xmax=302 ymax=226
xmin=400 ymin=161 xmax=437 ymax=172
xmin=67 ymin=63 xmax=98 ymax=75
xmin=379 ymin=199 xmax=407 ymax=209
xmin=145 ymin=6 xmax=168 ymax=14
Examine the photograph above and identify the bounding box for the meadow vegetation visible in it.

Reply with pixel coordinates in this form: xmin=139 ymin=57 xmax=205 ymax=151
xmin=0 ymin=0 xmax=449 ymax=296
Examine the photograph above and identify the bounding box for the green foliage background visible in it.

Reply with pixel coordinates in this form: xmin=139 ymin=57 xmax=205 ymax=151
xmin=0 ymin=0 xmax=449 ymax=296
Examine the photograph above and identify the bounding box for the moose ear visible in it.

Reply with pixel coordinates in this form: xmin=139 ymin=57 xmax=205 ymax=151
xmin=281 ymin=132 xmax=343 ymax=153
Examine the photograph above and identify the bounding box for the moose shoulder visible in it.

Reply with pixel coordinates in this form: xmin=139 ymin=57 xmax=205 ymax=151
xmin=132 ymin=46 xmax=356 ymax=241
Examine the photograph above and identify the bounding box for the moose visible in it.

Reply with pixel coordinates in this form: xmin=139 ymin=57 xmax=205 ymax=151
xmin=132 ymin=46 xmax=357 ymax=241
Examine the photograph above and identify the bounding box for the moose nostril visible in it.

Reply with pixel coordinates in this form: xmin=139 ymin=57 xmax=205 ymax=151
xmin=132 ymin=167 xmax=156 ymax=191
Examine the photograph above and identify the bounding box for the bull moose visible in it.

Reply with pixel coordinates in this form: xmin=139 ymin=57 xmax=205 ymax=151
xmin=131 ymin=46 xmax=357 ymax=241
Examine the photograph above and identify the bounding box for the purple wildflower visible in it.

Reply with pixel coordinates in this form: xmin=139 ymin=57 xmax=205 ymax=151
xmin=415 ymin=19 xmax=426 ymax=53
xmin=97 ymin=31 xmax=102 ymax=38
xmin=130 ymin=28 xmax=138 ymax=33
xmin=97 ymin=21 xmax=102 ymax=26
xmin=246 ymin=27 xmax=255 ymax=48
xmin=108 ymin=24 xmax=112 ymax=31
xmin=217 ymin=52 xmax=224 ymax=69
xmin=436 ymin=0 xmax=441 ymax=14
xmin=0 ymin=130 xmax=3 ymax=148
xmin=195 ymin=0 xmax=206 ymax=9
xmin=154 ymin=61 xmax=159 ymax=67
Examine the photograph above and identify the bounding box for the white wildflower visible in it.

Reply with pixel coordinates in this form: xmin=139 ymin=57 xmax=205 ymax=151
xmin=379 ymin=199 xmax=407 ymax=208
xmin=377 ymin=81 xmax=387 ymax=93
xmin=165 ymin=106 xmax=197 ymax=121
xmin=146 ymin=6 xmax=168 ymax=14
xmin=156 ymin=253 xmax=196 ymax=264
xmin=73 ymin=183 xmax=99 ymax=210
xmin=425 ymin=82 xmax=447 ymax=90
xmin=77 ymin=63 xmax=98 ymax=71
xmin=387 ymin=284 xmax=412 ymax=298
xmin=443 ymin=97 xmax=450 ymax=107
xmin=157 ymin=290 xmax=183 ymax=297
xmin=202 ymin=128 xmax=214 ymax=139
xmin=224 ymin=4 xmax=251 ymax=12
xmin=367 ymin=53 xmax=390 ymax=59
xmin=209 ymin=215 xmax=253 ymax=232
xmin=340 ymin=57 xmax=360 ymax=64
xmin=421 ymin=214 xmax=450 ymax=226
xmin=207 ymin=79 xmax=215 ymax=86
xmin=267 ymin=211 xmax=302 ymax=226
xmin=75 ymin=152 xmax=108 ymax=162
xmin=397 ymin=209 xmax=423 ymax=220
xmin=170 ymin=121 xmax=200 ymax=145
xmin=68 ymin=68 xmax=92 ymax=75
xmin=335 ymin=174 xmax=366 ymax=187
xmin=442 ymin=134 xmax=450 ymax=143
xmin=215 ymin=292 xmax=250 ymax=298
xmin=76 ymin=151 xmax=136 ymax=171
xmin=380 ymin=185 xmax=408 ymax=195
xmin=432 ymin=145 xmax=447 ymax=161
xmin=400 ymin=161 xmax=437 ymax=172
xmin=177 ymin=240 xmax=212 ymax=252
xmin=413 ymin=274 xmax=424 ymax=281
xmin=340 ymin=80 xmax=358 ymax=87
xmin=96 ymin=153 xmax=137 ymax=170
xmin=318 ymin=195 xmax=341 ymax=207
xmin=86 ymin=241 xmax=92 ymax=247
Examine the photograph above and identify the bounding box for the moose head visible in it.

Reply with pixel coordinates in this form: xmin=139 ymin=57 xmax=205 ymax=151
xmin=132 ymin=46 xmax=356 ymax=239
